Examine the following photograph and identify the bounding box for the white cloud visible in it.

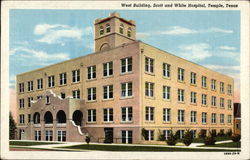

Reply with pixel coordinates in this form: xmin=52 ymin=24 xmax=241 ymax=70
xmin=204 ymin=65 xmax=240 ymax=71
xmin=10 ymin=47 xmax=70 ymax=66
xmin=34 ymin=24 xmax=92 ymax=44
xmin=218 ymin=46 xmax=237 ymax=51
xmin=208 ymin=27 xmax=233 ymax=33
xmin=178 ymin=43 xmax=212 ymax=61
xmin=137 ymin=32 xmax=151 ymax=39
xmin=158 ymin=26 xmax=198 ymax=35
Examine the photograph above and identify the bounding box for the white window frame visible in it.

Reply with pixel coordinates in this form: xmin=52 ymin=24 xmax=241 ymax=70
xmin=121 ymin=107 xmax=133 ymax=122
xmin=178 ymin=110 xmax=185 ymax=122
xmin=145 ymin=82 xmax=154 ymax=97
xmin=212 ymin=96 xmax=216 ymax=106
xmin=88 ymin=109 xmax=96 ymax=122
xmin=28 ymin=81 xmax=33 ymax=91
xmin=19 ymin=83 xmax=24 ymax=93
xmin=48 ymin=76 xmax=55 ymax=88
xmin=87 ymin=87 xmax=96 ymax=101
xmin=72 ymin=90 xmax=80 ymax=99
xmin=100 ymin=26 xmax=104 ymax=35
xmin=57 ymin=130 xmax=66 ymax=142
xmin=178 ymin=89 xmax=185 ymax=102
xmin=19 ymin=98 xmax=24 ymax=108
xmin=220 ymin=114 xmax=225 ymax=124
xmin=145 ymin=57 xmax=154 ymax=73
xmin=45 ymin=130 xmax=53 ymax=141
xmin=35 ymin=130 xmax=41 ymax=141
xmin=72 ymin=69 xmax=80 ymax=83
xmin=163 ymin=63 xmax=171 ymax=78
xmin=103 ymin=108 xmax=113 ymax=122
xmin=19 ymin=114 xmax=25 ymax=124
xmin=220 ymin=82 xmax=224 ymax=93
xmin=87 ymin=66 xmax=96 ymax=80
xmin=121 ymin=82 xmax=132 ymax=97
xmin=178 ymin=68 xmax=184 ymax=81
xmin=190 ymin=72 xmax=196 ymax=84
xmin=145 ymin=106 xmax=154 ymax=121
xmin=106 ymin=23 xmax=110 ymax=33
xmin=227 ymin=84 xmax=232 ymax=95
xmin=103 ymin=61 xmax=113 ymax=77
xmin=228 ymin=99 xmax=232 ymax=109
xmin=59 ymin=73 xmax=67 ymax=85
xmin=202 ymin=94 xmax=207 ymax=105
xmin=202 ymin=112 xmax=207 ymax=123
xmin=103 ymin=85 xmax=113 ymax=99
xmin=190 ymin=111 xmax=197 ymax=123
xmin=190 ymin=92 xmax=196 ymax=104
xmin=220 ymin=98 xmax=225 ymax=108
xmin=228 ymin=115 xmax=232 ymax=124
xmin=147 ymin=130 xmax=154 ymax=141
xmin=202 ymin=76 xmax=207 ymax=88
xmin=164 ymin=130 xmax=172 ymax=140
xmin=163 ymin=108 xmax=171 ymax=122
xmin=212 ymin=113 xmax=216 ymax=124
xmin=121 ymin=57 xmax=132 ymax=73
xmin=37 ymin=78 xmax=43 ymax=89
xmin=163 ymin=86 xmax=171 ymax=100
xmin=211 ymin=79 xmax=216 ymax=90
xmin=121 ymin=130 xmax=133 ymax=144
xmin=28 ymin=97 xmax=33 ymax=107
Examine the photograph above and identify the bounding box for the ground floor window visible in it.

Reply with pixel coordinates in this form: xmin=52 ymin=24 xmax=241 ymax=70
xmin=145 ymin=130 xmax=154 ymax=141
xmin=35 ymin=130 xmax=41 ymax=141
xmin=45 ymin=130 xmax=53 ymax=141
xmin=163 ymin=130 xmax=171 ymax=140
xmin=190 ymin=130 xmax=197 ymax=138
xmin=57 ymin=130 xmax=66 ymax=142
xmin=121 ymin=130 xmax=133 ymax=144
xmin=177 ymin=130 xmax=185 ymax=139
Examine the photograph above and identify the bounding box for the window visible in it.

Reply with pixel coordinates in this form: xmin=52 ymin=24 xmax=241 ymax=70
xmin=28 ymin=97 xmax=33 ymax=107
xmin=190 ymin=92 xmax=197 ymax=104
xmin=103 ymin=62 xmax=113 ymax=77
xmin=100 ymin=26 xmax=104 ymax=35
xmin=45 ymin=96 xmax=50 ymax=104
xmin=59 ymin=73 xmax=67 ymax=85
xmin=103 ymin=85 xmax=113 ymax=99
xmin=228 ymin=115 xmax=232 ymax=124
xmin=45 ymin=130 xmax=53 ymax=141
xmin=19 ymin=114 xmax=25 ymax=124
xmin=37 ymin=95 xmax=42 ymax=100
xmin=220 ymin=114 xmax=225 ymax=124
xmin=19 ymin=99 xmax=24 ymax=108
xmin=28 ymin=81 xmax=33 ymax=91
xmin=127 ymin=27 xmax=132 ymax=37
xmin=227 ymin=84 xmax=232 ymax=95
xmin=191 ymin=130 xmax=197 ymax=138
xmin=211 ymin=96 xmax=216 ymax=107
xmin=106 ymin=23 xmax=110 ymax=33
xmin=28 ymin=114 xmax=31 ymax=122
xmin=163 ymin=86 xmax=171 ymax=100
xmin=202 ymin=76 xmax=207 ymax=88
xmin=37 ymin=78 xmax=43 ymax=89
xmin=163 ymin=63 xmax=171 ymax=78
xmin=211 ymin=79 xmax=216 ymax=90
xmin=145 ymin=57 xmax=154 ymax=73
xmin=57 ymin=130 xmax=66 ymax=142
xmin=35 ymin=130 xmax=41 ymax=141
xmin=19 ymin=83 xmax=24 ymax=93
xmin=228 ymin=99 xmax=232 ymax=109
xmin=202 ymin=112 xmax=207 ymax=123
xmin=178 ymin=110 xmax=185 ymax=122
xmin=87 ymin=66 xmax=96 ymax=80
xmin=163 ymin=108 xmax=171 ymax=122
xmin=87 ymin=88 xmax=96 ymax=101
xmin=72 ymin=69 xmax=80 ymax=83
xmin=121 ymin=107 xmax=133 ymax=122
xmin=88 ymin=109 xmax=96 ymax=122
xmin=48 ymin=76 xmax=55 ymax=88
xmin=145 ymin=82 xmax=154 ymax=97
xmin=61 ymin=93 xmax=65 ymax=99
xmin=190 ymin=72 xmax=196 ymax=84
xmin=178 ymin=68 xmax=184 ymax=81
xmin=72 ymin=90 xmax=80 ymax=99
xmin=178 ymin=89 xmax=184 ymax=102
xmin=121 ymin=82 xmax=132 ymax=97
xmin=163 ymin=130 xmax=172 ymax=140
xmin=121 ymin=57 xmax=132 ymax=73
xmin=145 ymin=130 xmax=154 ymax=141
xmin=220 ymin=82 xmax=224 ymax=93
xmin=202 ymin=94 xmax=207 ymax=105
xmin=145 ymin=106 xmax=154 ymax=121
xmin=220 ymin=98 xmax=225 ymax=108
xmin=211 ymin=113 xmax=216 ymax=124
xmin=122 ymin=130 xmax=133 ymax=144
xmin=190 ymin=111 xmax=197 ymax=123
xmin=177 ymin=130 xmax=185 ymax=139
xmin=103 ymin=108 xmax=113 ymax=122
xmin=119 ymin=24 xmax=124 ymax=34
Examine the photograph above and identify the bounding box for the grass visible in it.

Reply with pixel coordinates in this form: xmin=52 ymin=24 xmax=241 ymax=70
xmin=59 ymin=144 xmax=240 ymax=152
xmin=199 ymin=142 xmax=241 ymax=148
xmin=10 ymin=141 xmax=61 ymax=146
xmin=176 ymin=136 xmax=232 ymax=143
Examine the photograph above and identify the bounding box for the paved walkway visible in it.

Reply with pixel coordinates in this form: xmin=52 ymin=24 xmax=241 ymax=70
xmin=10 ymin=140 xmax=240 ymax=151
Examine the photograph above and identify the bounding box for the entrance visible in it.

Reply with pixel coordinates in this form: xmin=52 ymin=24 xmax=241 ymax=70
xmin=104 ymin=128 xmax=113 ymax=143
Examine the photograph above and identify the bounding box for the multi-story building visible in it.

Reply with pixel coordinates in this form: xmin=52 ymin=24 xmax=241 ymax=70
xmin=16 ymin=12 xmax=234 ymax=144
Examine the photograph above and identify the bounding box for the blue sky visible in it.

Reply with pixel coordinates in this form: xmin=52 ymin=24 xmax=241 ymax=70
xmin=9 ymin=10 xmax=240 ymax=91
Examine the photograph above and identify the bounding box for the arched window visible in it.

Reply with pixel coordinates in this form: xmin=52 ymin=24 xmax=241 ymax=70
xmin=127 ymin=27 xmax=132 ymax=37
xmin=119 ymin=24 xmax=124 ymax=34
xmin=100 ymin=26 xmax=104 ymax=35
xmin=33 ymin=112 xmax=40 ymax=124
xmin=106 ymin=23 xmax=110 ymax=33
xmin=44 ymin=111 xmax=53 ymax=124
xmin=72 ymin=110 xmax=83 ymax=126
xmin=56 ymin=110 xmax=66 ymax=123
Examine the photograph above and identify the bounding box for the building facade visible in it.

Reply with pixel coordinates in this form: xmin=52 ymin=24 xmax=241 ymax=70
xmin=233 ymin=103 xmax=241 ymax=135
xmin=16 ymin=12 xmax=234 ymax=144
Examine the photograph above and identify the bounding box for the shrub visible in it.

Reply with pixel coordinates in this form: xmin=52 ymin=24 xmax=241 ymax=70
xmin=182 ymin=130 xmax=193 ymax=146
xmin=211 ymin=130 xmax=217 ymax=137
xmin=204 ymin=136 xmax=216 ymax=145
xmin=85 ymin=136 xmax=91 ymax=144
xmin=217 ymin=130 xmax=225 ymax=137
xmin=198 ymin=129 xmax=207 ymax=139
xmin=158 ymin=130 xmax=165 ymax=141
xmin=232 ymin=134 xmax=241 ymax=142
xmin=226 ymin=129 xmax=232 ymax=137
xmin=141 ymin=128 xmax=149 ymax=140
xmin=166 ymin=131 xmax=177 ymax=146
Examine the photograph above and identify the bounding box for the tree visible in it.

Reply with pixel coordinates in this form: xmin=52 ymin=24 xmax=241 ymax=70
xmin=183 ymin=130 xmax=193 ymax=146
xmin=9 ymin=112 xmax=17 ymax=139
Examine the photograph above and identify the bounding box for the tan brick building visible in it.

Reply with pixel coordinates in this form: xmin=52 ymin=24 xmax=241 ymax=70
xmin=16 ymin=12 xmax=234 ymax=144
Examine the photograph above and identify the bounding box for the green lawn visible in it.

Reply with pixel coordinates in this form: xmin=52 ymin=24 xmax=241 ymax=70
xmin=60 ymin=144 xmax=239 ymax=152
xmin=177 ymin=136 xmax=232 ymax=143
xmin=10 ymin=141 xmax=61 ymax=146
xmin=200 ymin=142 xmax=241 ymax=148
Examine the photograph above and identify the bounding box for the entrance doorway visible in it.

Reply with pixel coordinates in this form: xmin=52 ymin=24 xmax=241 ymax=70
xmin=104 ymin=128 xmax=113 ymax=143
